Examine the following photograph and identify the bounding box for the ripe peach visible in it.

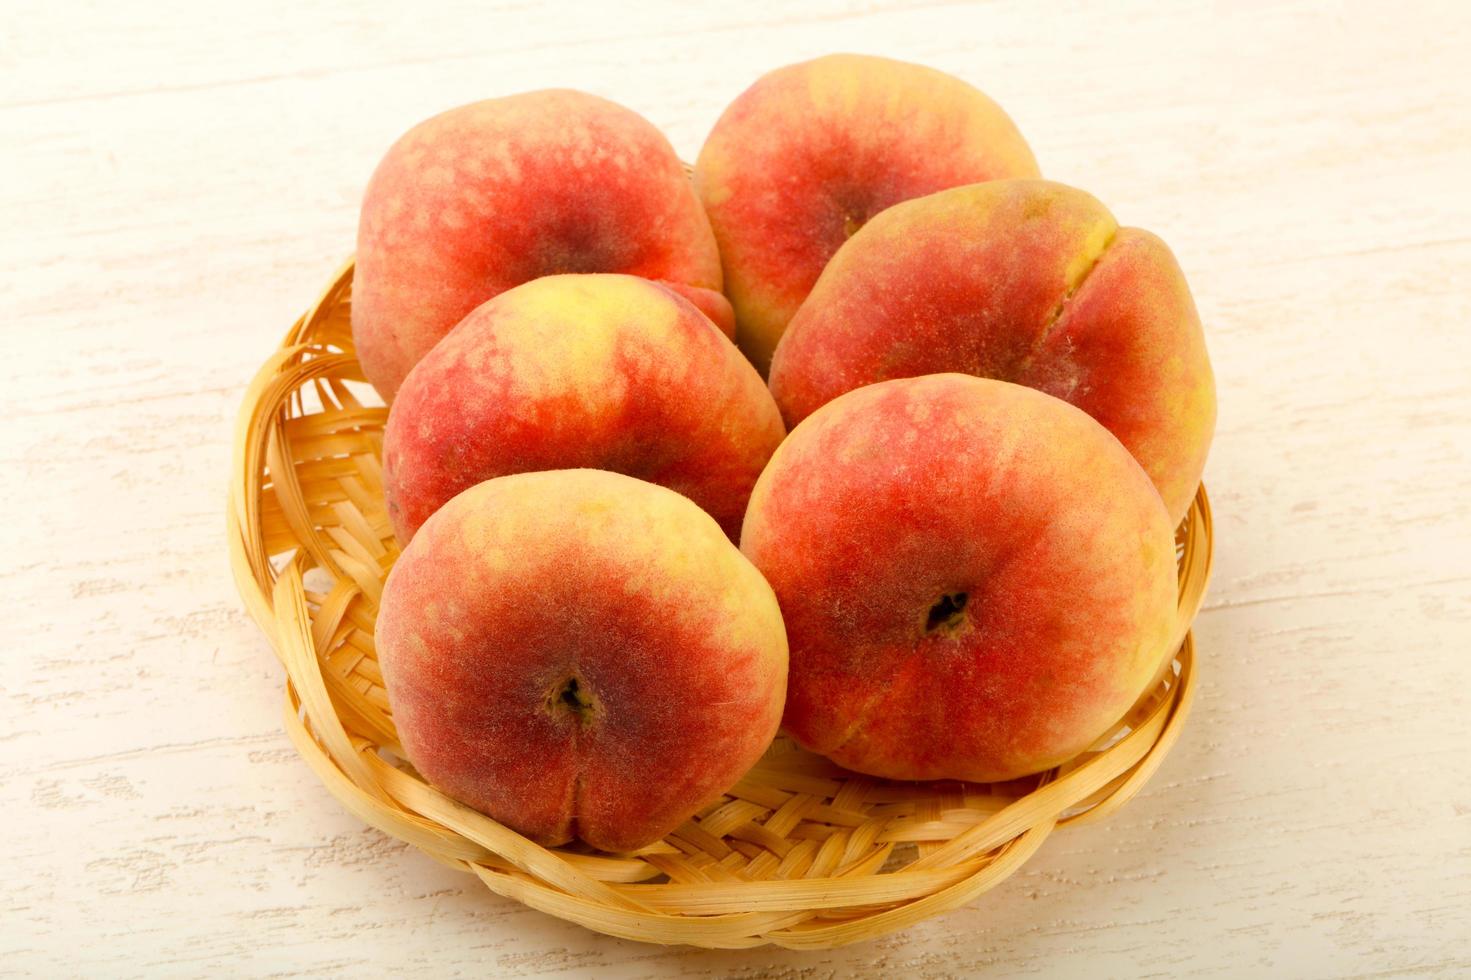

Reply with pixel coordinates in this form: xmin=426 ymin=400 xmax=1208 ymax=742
xmin=695 ymin=54 xmax=1038 ymax=373
xmin=353 ymin=89 xmax=727 ymax=399
xmin=381 ymin=274 xmax=784 ymax=544
xmin=741 ymin=374 xmax=1178 ymax=783
xmin=377 ymin=469 xmax=789 ymax=852
xmin=769 ymin=179 xmax=1215 ymax=524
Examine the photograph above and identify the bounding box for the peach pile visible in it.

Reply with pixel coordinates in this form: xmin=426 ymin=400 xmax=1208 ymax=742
xmin=360 ymin=57 xmax=1215 ymax=852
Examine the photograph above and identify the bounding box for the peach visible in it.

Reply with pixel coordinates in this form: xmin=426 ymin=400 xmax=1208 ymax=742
xmin=377 ymin=469 xmax=789 ymax=852
xmin=741 ymin=375 xmax=1178 ymax=783
xmin=695 ymin=54 xmax=1039 ymax=373
xmin=769 ymin=179 xmax=1215 ymax=524
xmin=382 ymin=274 xmax=784 ymax=544
xmin=353 ymin=89 xmax=729 ymax=399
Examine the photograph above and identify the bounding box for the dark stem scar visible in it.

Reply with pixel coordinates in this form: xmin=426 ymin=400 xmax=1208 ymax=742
xmin=926 ymin=592 xmax=969 ymax=634
xmin=550 ymin=676 xmax=599 ymax=723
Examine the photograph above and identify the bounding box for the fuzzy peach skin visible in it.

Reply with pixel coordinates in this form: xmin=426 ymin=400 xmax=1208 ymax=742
xmin=741 ymin=375 xmax=1178 ymax=783
xmin=769 ymin=179 xmax=1216 ymax=525
xmin=694 ymin=54 xmax=1038 ymax=374
xmin=382 ymin=274 xmax=784 ymax=544
xmin=377 ymin=469 xmax=789 ymax=852
xmin=353 ymin=89 xmax=730 ymax=399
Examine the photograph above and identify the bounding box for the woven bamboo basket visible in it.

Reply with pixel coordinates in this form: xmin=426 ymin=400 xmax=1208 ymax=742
xmin=228 ymin=256 xmax=1213 ymax=949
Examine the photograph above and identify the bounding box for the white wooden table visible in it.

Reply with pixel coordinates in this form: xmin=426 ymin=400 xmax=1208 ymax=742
xmin=5 ymin=2 xmax=1469 ymax=975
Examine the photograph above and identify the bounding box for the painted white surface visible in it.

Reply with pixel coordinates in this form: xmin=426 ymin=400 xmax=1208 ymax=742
xmin=3 ymin=1 xmax=1468 ymax=975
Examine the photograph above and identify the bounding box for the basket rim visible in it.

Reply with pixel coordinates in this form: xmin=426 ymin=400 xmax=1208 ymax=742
xmin=227 ymin=256 xmax=1214 ymax=950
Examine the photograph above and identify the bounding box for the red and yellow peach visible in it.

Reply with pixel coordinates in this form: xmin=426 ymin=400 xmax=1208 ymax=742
xmin=378 ymin=469 xmax=789 ymax=852
xmin=354 ymin=89 xmax=729 ymax=398
xmin=695 ymin=54 xmax=1039 ymax=373
xmin=741 ymin=374 xmax=1178 ymax=782
xmin=382 ymin=274 xmax=785 ymax=543
xmin=769 ymin=179 xmax=1215 ymax=524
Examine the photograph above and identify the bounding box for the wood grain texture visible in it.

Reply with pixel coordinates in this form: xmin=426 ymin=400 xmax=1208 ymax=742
xmin=3 ymin=0 xmax=1468 ymax=975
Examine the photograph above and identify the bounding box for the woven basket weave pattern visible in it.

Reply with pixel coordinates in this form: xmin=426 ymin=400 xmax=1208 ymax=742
xmin=228 ymin=258 xmax=1213 ymax=949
